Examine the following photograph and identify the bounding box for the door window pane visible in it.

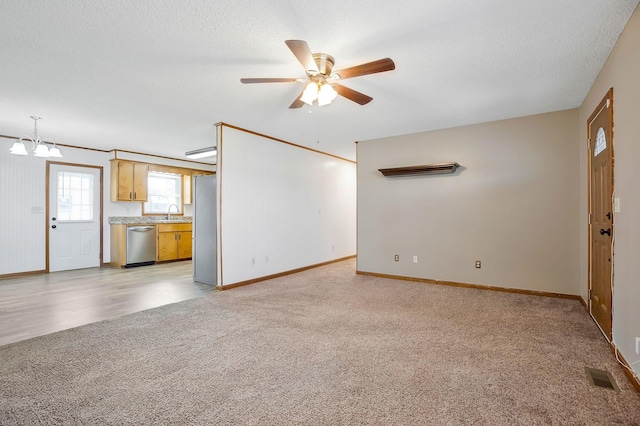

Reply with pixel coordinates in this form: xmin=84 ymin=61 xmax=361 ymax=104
xmin=594 ymin=127 xmax=606 ymax=156
xmin=57 ymin=172 xmax=94 ymax=221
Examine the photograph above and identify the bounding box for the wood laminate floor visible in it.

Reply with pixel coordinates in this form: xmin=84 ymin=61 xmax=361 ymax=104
xmin=0 ymin=261 xmax=216 ymax=347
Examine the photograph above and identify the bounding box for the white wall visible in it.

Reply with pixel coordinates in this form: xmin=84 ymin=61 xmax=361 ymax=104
xmin=1 ymin=143 xmax=50 ymax=273
xmin=579 ymin=4 xmax=640 ymax=376
xmin=1 ymin=137 xmax=215 ymax=275
xmin=357 ymin=109 xmax=581 ymax=295
xmin=218 ymin=125 xmax=356 ymax=286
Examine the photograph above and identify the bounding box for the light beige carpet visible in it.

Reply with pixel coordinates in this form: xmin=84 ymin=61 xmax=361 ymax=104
xmin=1 ymin=259 xmax=638 ymax=424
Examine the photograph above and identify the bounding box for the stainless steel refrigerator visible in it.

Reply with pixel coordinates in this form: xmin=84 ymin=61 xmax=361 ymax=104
xmin=193 ymin=174 xmax=217 ymax=285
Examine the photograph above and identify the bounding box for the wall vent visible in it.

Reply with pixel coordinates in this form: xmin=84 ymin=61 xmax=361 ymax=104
xmin=378 ymin=162 xmax=460 ymax=177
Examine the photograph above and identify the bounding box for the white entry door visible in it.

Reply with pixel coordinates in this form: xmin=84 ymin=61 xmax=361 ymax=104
xmin=48 ymin=164 xmax=102 ymax=272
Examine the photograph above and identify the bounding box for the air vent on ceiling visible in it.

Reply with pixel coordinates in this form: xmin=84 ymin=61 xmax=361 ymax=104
xmin=378 ymin=162 xmax=460 ymax=177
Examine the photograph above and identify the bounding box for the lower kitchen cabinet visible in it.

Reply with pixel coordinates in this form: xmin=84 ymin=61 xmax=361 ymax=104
xmin=156 ymin=223 xmax=192 ymax=262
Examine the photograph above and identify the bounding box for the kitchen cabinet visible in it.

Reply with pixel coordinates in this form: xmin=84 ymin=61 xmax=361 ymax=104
xmin=184 ymin=170 xmax=215 ymax=205
xmin=110 ymin=160 xmax=149 ymax=201
xmin=157 ymin=223 xmax=192 ymax=261
xmin=110 ymin=224 xmax=128 ymax=268
xmin=110 ymin=220 xmax=192 ymax=268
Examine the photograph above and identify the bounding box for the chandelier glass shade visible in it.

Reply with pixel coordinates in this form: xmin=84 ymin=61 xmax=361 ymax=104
xmin=9 ymin=116 xmax=63 ymax=158
xmin=9 ymin=140 xmax=28 ymax=155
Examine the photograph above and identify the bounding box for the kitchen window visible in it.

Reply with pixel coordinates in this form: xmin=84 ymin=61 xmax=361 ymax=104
xmin=143 ymin=171 xmax=182 ymax=214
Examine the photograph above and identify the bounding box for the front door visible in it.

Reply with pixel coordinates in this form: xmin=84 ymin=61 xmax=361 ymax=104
xmin=588 ymin=89 xmax=614 ymax=340
xmin=47 ymin=163 xmax=102 ymax=272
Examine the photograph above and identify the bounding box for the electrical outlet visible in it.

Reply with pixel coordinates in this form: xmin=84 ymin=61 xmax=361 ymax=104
xmin=413 ymin=255 xmax=418 ymax=263
xmin=394 ymin=255 xmax=399 ymax=262
xmin=636 ymin=337 xmax=640 ymax=355
xmin=475 ymin=260 xmax=481 ymax=269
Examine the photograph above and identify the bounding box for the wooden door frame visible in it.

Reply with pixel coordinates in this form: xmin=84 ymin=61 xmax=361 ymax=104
xmin=586 ymin=87 xmax=614 ymax=340
xmin=45 ymin=161 xmax=105 ymax=272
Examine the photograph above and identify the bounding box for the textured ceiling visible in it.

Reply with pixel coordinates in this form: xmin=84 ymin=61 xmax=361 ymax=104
xmin=1 ymin=0 xmax=638 ymax=162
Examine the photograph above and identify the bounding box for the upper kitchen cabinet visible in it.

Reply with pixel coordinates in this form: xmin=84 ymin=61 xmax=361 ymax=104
xmin=183 ymin=170 xmax=214 ymax=205
xmin=110 ymin=160 xmax=149 ymax=202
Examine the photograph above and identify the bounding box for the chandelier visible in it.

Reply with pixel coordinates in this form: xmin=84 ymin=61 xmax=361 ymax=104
xmin=9 ymin=116 xmax=63 ymax=158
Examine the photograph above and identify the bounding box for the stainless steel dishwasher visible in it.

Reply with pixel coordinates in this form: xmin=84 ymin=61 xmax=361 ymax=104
xmin=126 ymin=225 xmax=156 ymax=267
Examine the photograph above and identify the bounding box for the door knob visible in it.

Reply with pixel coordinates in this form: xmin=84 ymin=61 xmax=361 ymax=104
xmin=51 ymin=224 xmax=57 ymax=229
xmin=52 ymin=217 xmax=56 ymax=221
xmin=600 ymin=228 xmax=611 ymax=236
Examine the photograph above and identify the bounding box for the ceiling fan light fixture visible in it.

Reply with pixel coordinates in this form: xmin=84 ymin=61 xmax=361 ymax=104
xmin=300 ymin=82 xmax=319 ymax=105
xmin=317 ymin=83 xmax=337 ymax=106
xmin=241 ymin=40 xmax=395 ymax=108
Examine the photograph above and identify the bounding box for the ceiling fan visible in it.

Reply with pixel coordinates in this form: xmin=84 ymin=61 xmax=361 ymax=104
xmin=240 ymin=40 xmax=395 ymax=108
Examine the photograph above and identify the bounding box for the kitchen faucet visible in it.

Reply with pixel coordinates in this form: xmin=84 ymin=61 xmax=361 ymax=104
xmin=167 ymin=204 xmax=179 ymax=220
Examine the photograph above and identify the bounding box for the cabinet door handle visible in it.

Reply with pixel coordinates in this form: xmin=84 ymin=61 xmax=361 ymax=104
xmin=129 ymin=192 xmax=132 ymax=199
xmin=134 ymin=192 xmax=137 ymax=200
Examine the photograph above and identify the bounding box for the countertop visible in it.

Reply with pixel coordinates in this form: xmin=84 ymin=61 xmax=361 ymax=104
xmin=108 ymin=216 xmax=192 ymax=225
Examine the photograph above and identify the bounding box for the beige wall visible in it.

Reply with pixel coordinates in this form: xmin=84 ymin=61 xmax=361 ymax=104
xmin=357 ymin=109 xmax=581 ymax=295
xmin=357 ymin=3 xmax=640 ymax=378
xmin=579 ymin=5 xmax=640 ymax=374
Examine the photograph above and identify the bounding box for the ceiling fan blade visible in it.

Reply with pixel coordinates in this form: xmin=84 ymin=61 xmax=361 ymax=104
xmin=289 ymin=88 xmax=306 ymax=109
xmin=285 ymin=40 xmax=319 ymax=74
xmin=333 ymin=58 xmax=395 ymax=79
xmin=240 ymin=78 xmax=298 ymax=84
xmin=333 ymin=84 xmax=373 ymax=105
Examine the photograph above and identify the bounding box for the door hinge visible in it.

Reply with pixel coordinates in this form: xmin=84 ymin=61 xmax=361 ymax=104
xmin=588 ymin=213 xmax=592 ymax=225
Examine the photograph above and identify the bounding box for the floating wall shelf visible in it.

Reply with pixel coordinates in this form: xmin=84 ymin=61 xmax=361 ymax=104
xmin=378 ymin=162 xmax=460 ymax=177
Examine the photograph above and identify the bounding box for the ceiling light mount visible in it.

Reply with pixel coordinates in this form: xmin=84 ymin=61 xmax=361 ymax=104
xmin=300 ymin=53 xmax=339 ymax=106
xmin=310 ymin=53 xmax=335 ymax=77
xmin=9 ymin=116 xmax=62 ymax=158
